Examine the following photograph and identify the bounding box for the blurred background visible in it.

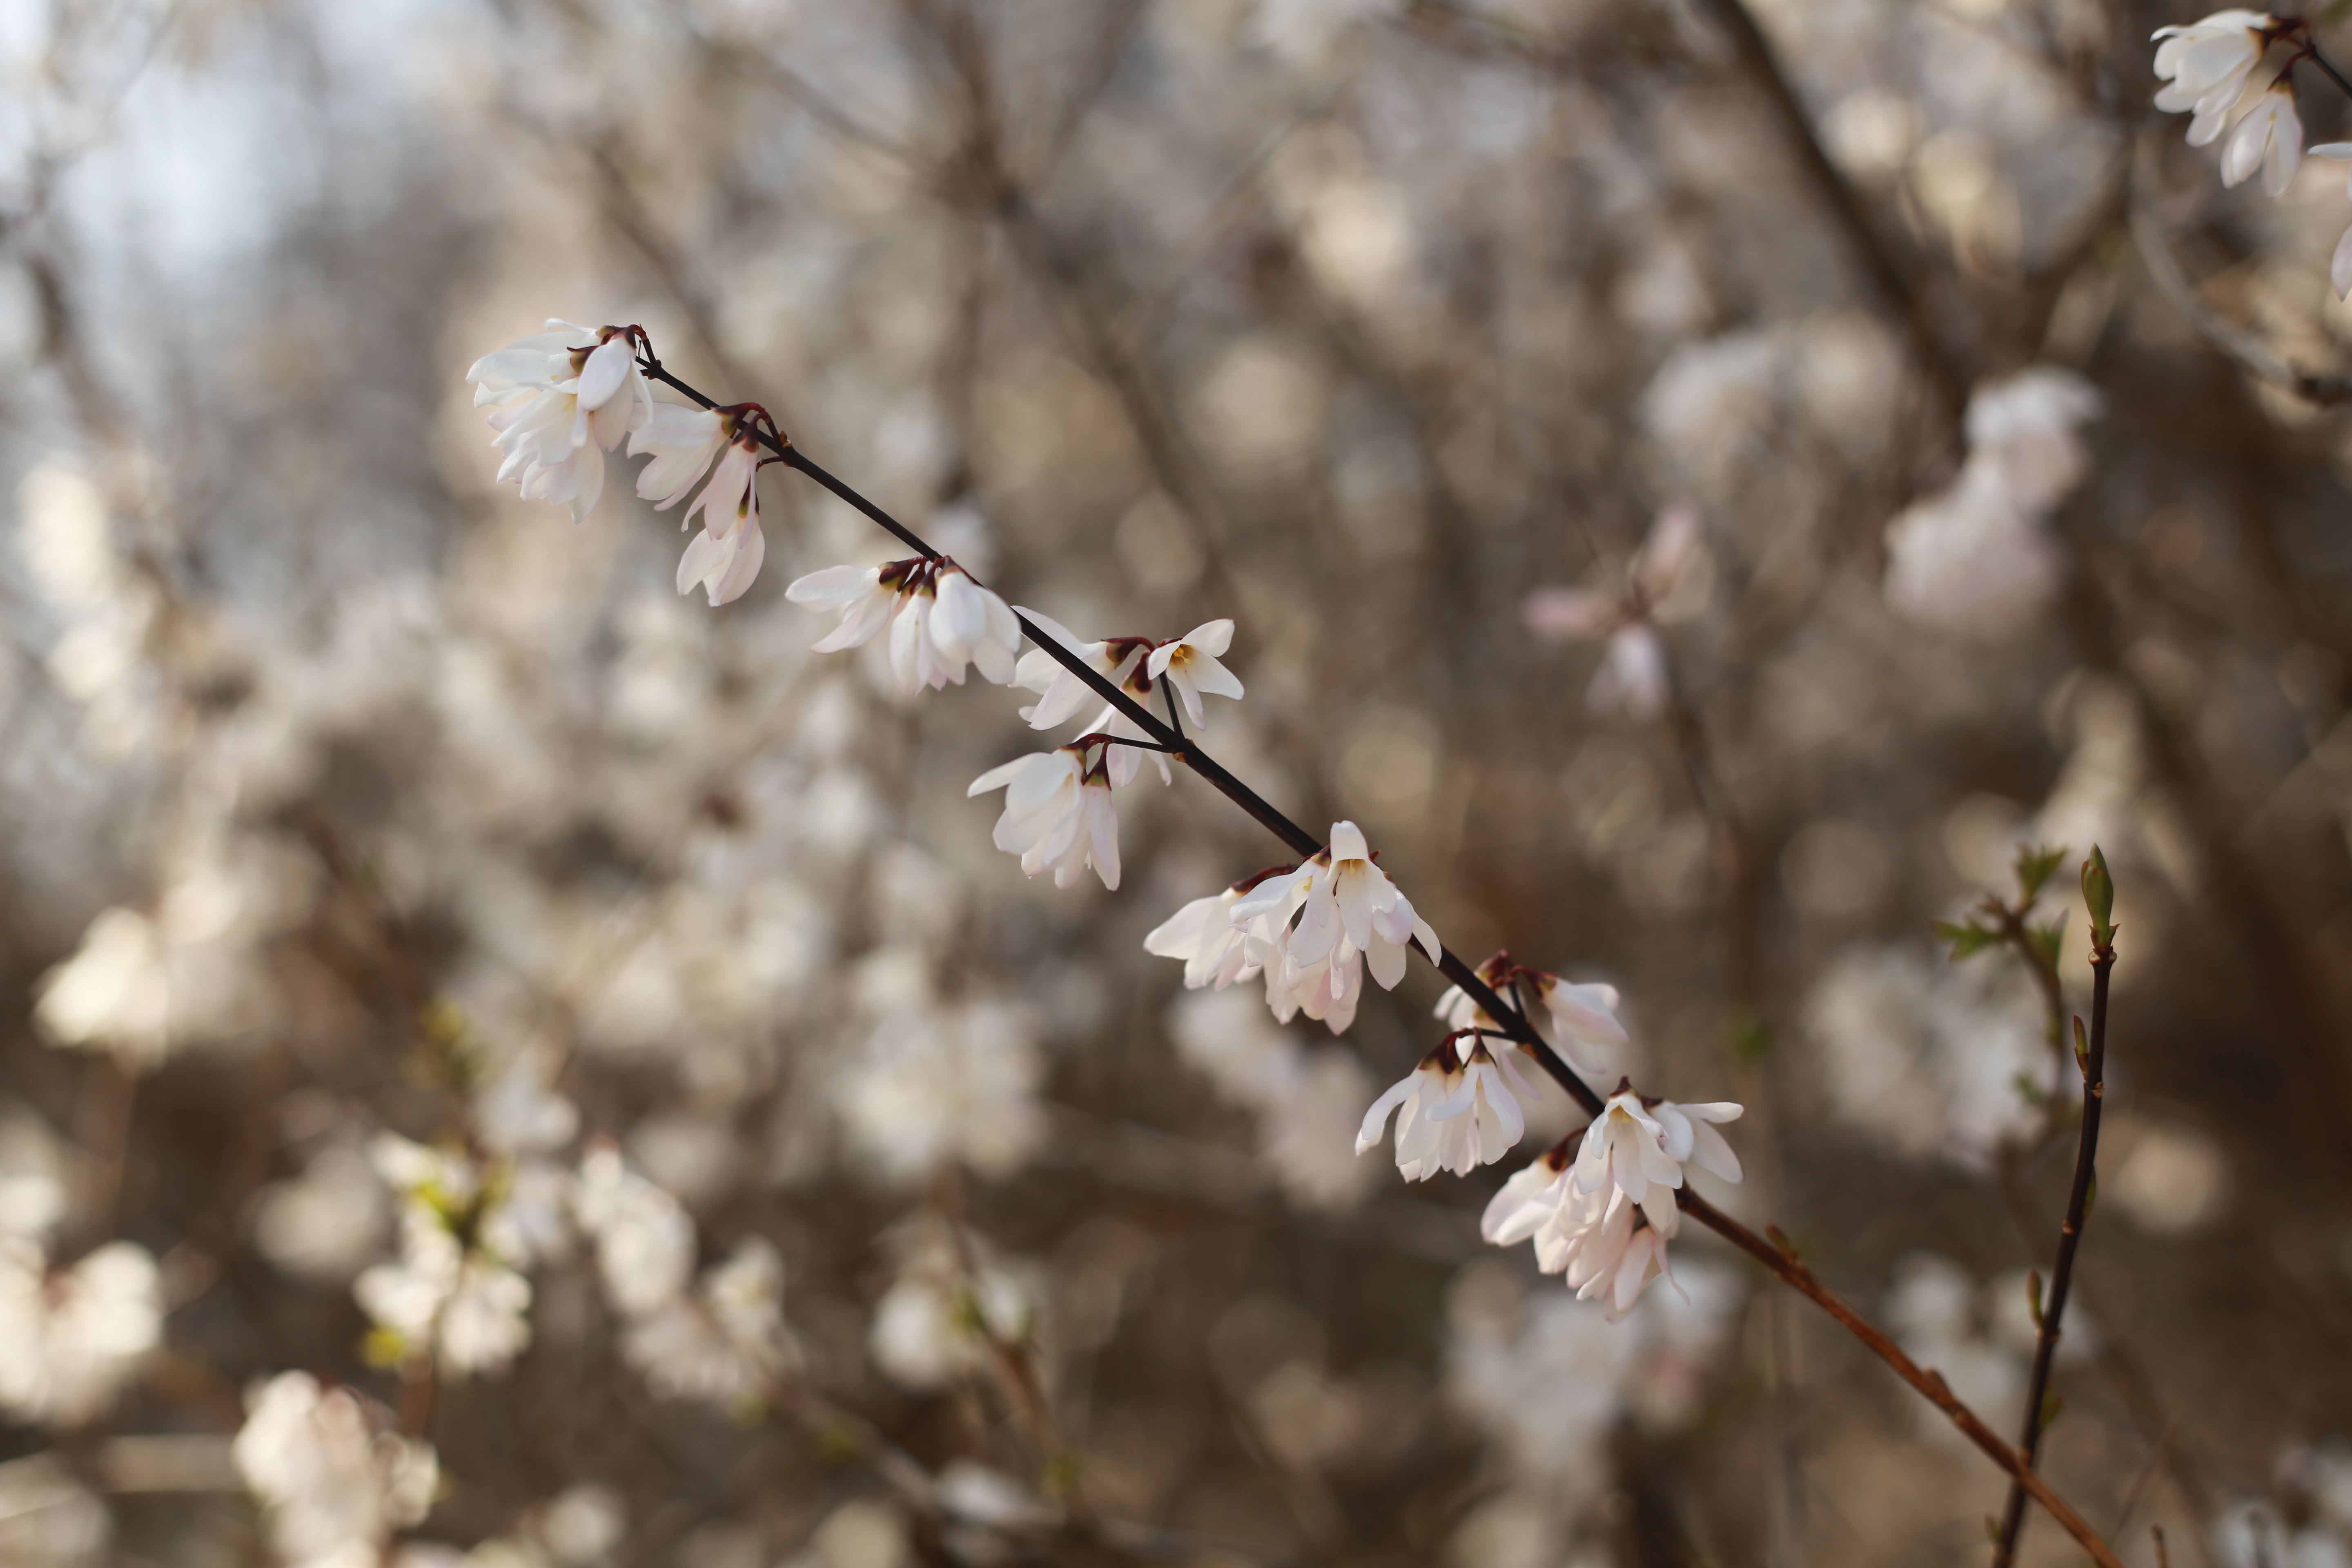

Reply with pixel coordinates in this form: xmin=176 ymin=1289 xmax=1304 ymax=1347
xmin=2 ymin=0 xmax=2350 ymax=1564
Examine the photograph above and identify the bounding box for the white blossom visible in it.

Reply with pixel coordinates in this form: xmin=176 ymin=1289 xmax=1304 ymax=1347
xmin=967 ymin=745 xmax=1121 ymax=891
xmin=1570 ymin=1085 xmax=1743 ymax=1232
xmin=0 ymin=1236 xmax=161 ymax=1425
xmin=673 ymin=426 xmax=766 ymax=607
xmin=1143 ymin=884 xmax=1259 ymax=990
xmin=620 ymin=1238 xmax=788 ymax=1408
xmin=1964 ymin=367 xmax=2104 ymax=513
xmin=2152 ymin=12 xmax=2275 ymax=148
xmin=1012 ymin=612 xmax=1169 ymax=786
xmin=235 ymin=1372 xmax=437 ymax=1568
xmin=1355 ymin=1036 xmax=1530 ymax=1180
xmin=1521 ymin=506 xmax=1708 ymax=722
xmin=627 ymin=403 xmax=728 ymax=510
xmin=466 ymin=321 xmax=652 ymax=524
xmin=1143 ymin=619 xmax=1245 ymax=729
xmin=1229 ymin=822 xmax=1442 ymax=1035
xmin=2221 ymin=76 xmax=2302 ymax=194
xmin=1884 ymin=459 xmax=2064 ymax=637
xmin=868 ymin=1243 xmax=1031 ymax=1392
xmin=787 ymin=558 xmax=1021 ymax=692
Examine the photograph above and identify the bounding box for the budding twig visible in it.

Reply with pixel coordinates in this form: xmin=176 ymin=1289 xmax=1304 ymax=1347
xmin=1991 ymin=848 xmax=2118 ymax=1567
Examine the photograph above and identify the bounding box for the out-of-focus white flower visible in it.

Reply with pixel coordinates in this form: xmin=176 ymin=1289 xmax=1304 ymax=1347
xmin=1884 ymin=462 xmax=2063 ymax=637
xmin=869 ymin=1245 xmax=1031 ymax=1392
xmin=1965 ymin=368 xmax=2104 ymax=513
xmin=788 ymin=557 xmax=1021 ymax=692
xmin=967 ymin=745 xmax=1121 ymax=891
xmin=473 ymin=1058 xmax=579 ymax=1157
xmin=1435 ymin=952 xmax=1630 ymax=1080
xmin=574 ymin=1146 xmax=694 ymax=1321
xmin=1257 ymin=1047 xmax=1383 ymax=1211
xmin=0 ymin=1237 xmax=161 ymax=1425
xmin=235 ymin=1372 xmax=437 ymax=1568
xmin=674 ymin=426 xmax=766 ymax=607
xmin=620 ymin=1238 xmax=788 ymax=1408
xmin=2152 ymin=12 xmax=2275 ymax=147
xmin=467 ymin=321 xmax=652 ymax=524
xmin=1143 ymin=619 xmax=1245 ymax=729
xmin=2221 ymin=76 xmax=2302 ymax=193
xmin=835 ymin=999 xmax=1045 ymax=1183
xmin=1522 ymin=506 xmax=1707 ymax=723
xmin=354 ymin=1210 xmax=533 ymax=1377
xmin=1356 ymin=1035 xmax=1530 ymax=1180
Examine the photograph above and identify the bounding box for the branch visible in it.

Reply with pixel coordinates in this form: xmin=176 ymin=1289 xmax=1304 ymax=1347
xmin=1991 ymin=881 xmax=2118 ymax=1566
xmin=630 ymin=352 xmax=2125 ymax=1568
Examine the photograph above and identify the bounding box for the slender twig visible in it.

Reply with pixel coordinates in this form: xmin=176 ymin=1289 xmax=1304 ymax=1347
xmin=628 ymin=352 xmax=2127 ymax=1568
xmin=1991 ymin=918 xmax=2117 ymax=1565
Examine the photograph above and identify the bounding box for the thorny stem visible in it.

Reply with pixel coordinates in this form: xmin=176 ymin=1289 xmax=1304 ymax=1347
xmin=1992 ymin=933 xmax=2117 ymax=1566
xmin=630 ymin=351 xmax=2126 ymax=1568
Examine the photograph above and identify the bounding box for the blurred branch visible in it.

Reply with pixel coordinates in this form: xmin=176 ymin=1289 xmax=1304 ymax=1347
xmin=2129 ymin=133 xmax=2352 ymax=407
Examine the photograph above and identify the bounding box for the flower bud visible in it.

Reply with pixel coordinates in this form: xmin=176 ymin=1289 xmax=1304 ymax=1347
xmin=2080 ymin=845 xmax=2115 ymax=950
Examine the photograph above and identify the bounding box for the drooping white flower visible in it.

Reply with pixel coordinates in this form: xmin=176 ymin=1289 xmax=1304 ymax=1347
xmin=2151 ymin=11 xmax=2276 ymax=148
xmin=967 ymin=745 xmax=1121 ymax=890
xmin=786 ymin=557 xmax=1022 ymax=692
xmin=1232 ymin=821 xmax=1442 ymax=1027
xmin=234 ymin=1372 xmax=437 ymax=1568
xmin=1143 ymin=884 xmax=1260 ymax=990
xmin=1355 ymin=1035 xmax=1530 ymax=1180
xmin=628 ymin=403 xmax=729 ymax=510
xmin=674 ymin=425 xmax=767 ymax=607
xmin=467 ymin=321 xmax=653 ymax=523
xmin=1570 ymin=1085 xmax=1743 ymax=1234
xmin=2221 ymin=75 xmax=2302 ymax=194
xmin=1143 ymin=619 xmax=1245 ymax=729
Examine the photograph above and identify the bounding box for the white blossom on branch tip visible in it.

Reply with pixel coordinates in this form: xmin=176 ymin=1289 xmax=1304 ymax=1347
xmin=2152 ymin=11 xmax=2276 ymax=147
xmin=1355 ymin=1033 xmax=1530 ymax=1180
xmin=968 ymin=744 xmax=1121 ymax=890
xmin=1571 ymin=1084 xmax=1744 ymax=1234
xmin=466 ymin=321 xmax=653 ymax=524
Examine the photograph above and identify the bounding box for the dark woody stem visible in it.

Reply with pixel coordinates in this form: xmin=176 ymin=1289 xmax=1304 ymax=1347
xmin=630 ymin=352 xmax=2126 ymax=1568
xmin=1990 ymin=934 xmax=2118 ymax=1566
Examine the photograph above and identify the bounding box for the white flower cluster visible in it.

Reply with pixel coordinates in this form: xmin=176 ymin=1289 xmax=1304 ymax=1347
xmin=1884 ymin=366 xmax=2102 ymax=638
xmin=467 ymin=321 xmax=775 ymax=604
xmin=1480 ymin=1087 xmax=1743 ymax=1321
xmin=2150 ymin=12 xmax=2352 ymax=298
xmin=1146 ymin=820 xmax=1440 ymax=1034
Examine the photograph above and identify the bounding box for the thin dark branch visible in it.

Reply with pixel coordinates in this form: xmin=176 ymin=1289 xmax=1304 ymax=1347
xmin=629 ymin=350 xmax=2127 ymax=1568
xmin=1991 ymin=929 xmax=2117 ymax=1565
